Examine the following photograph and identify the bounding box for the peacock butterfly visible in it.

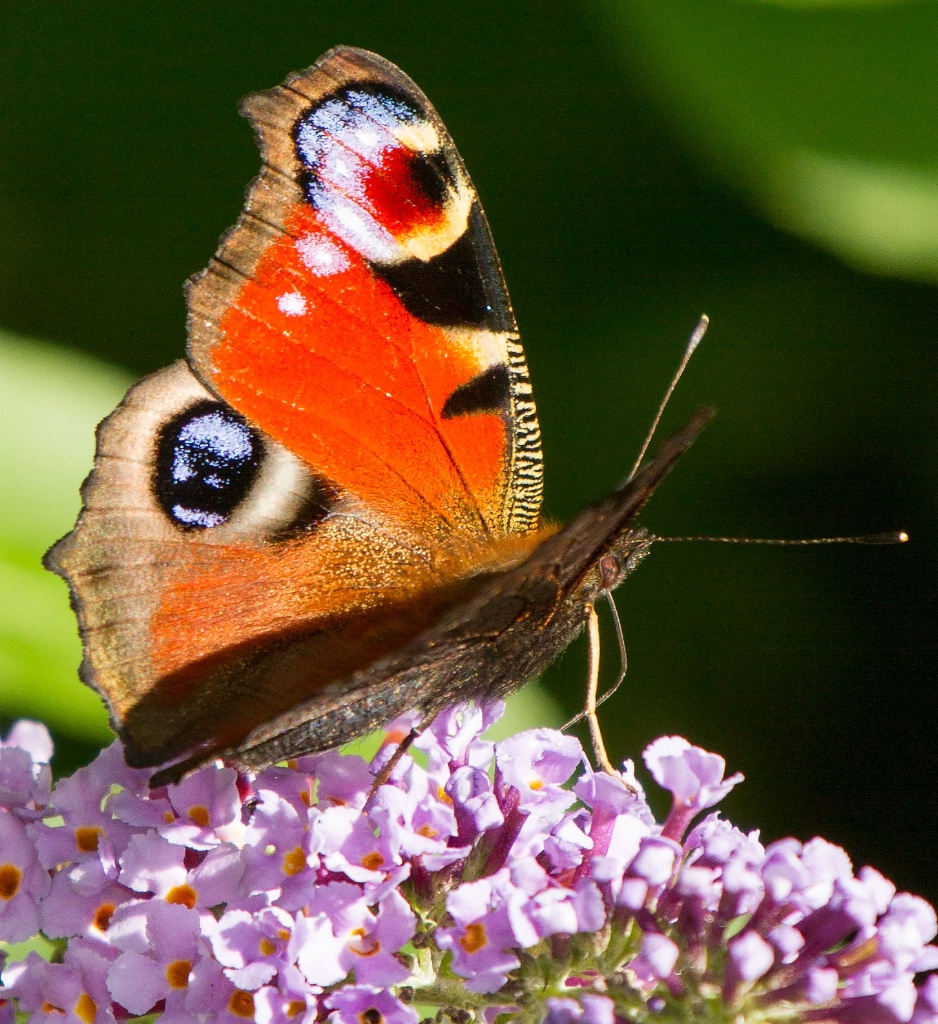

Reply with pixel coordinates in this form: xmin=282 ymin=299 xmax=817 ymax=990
xmin=45 ymin=46 xmax=712 ymax=786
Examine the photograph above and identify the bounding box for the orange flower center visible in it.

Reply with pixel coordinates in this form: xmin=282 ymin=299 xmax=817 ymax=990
xmin=74 ymin=992 xmax=96 ymax=1024
xmin=93 ymin=902 xmax=116 ymax=931
xmin=459 ymin=922 xmax=488 ymax=954
xmin=361 ymin=851 xmax=384 ymax=871
xmin=165 ymin=884 xmax=197 ymax=909
xmin=187 ymin=805 xmax=210 ymax=827
xmin=74 ymin=826 xmax=104 ymax=853
xmin=282 ymin=846 xmax=307 ymax=876
xmin=166 ymin=959 xmax=192 ymax=989
xmin=349 ymin=927 xmax=381 ymax=957
xmin=0 ymin=864 xmax=22 ymax=900
xmin=229 ymin=990 xmax=256 ymax=1017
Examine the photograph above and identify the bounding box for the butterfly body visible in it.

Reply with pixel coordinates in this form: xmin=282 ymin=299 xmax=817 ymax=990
xmin=46 ymin=47 xmax=710 ymax=784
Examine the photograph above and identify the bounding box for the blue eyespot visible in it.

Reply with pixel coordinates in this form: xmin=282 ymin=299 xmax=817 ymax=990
xmin=154 ymin=402 xmax=260 ymax=530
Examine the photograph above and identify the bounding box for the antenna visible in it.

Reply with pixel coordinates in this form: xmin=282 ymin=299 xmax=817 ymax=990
xmin=656 ymin=531 xmax=908 ymax=546
xmin=622 ymin=314 xmax=709 ymax=487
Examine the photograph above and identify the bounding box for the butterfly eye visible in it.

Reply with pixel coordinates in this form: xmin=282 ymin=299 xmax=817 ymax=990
xmin=154 ymin=402 xmax=261 ymax=530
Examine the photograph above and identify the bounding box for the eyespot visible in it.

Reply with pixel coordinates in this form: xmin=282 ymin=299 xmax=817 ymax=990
xmin=154 ymin=402 xmax=261 ymax=530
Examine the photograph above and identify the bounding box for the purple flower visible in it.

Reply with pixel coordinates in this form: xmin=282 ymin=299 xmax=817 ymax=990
xmin=160 ymin=764 xmax=242 ymax=850
xmin=38 ymin=857 xmax=133 ymax=943
xmin=326 ymin=984 xmax=418 ymax=1024
xmin=728 ymin=929 xmax=775 ymax=983
xmin=369 ymin=760 xmax=463 ymax=868
xmin=2 ymin=720 xmax=52 ymax=765
xmin=634 ymin=931 xmax=680 ymax=982
xmin=302 ymin=749 xmax=372 ymax=807
xmin=106 ymin=899 xmax=206 ymax=1016
xmin=239 ymin=776 xmax=318 ymax=909
xmin=545 ymin=993 xmax=616 ymax=1024
xmin=878 ymin=893 xmax=938 ymax=971
xmin=644 ymin=735 xmax=744 ymax=841
xmin=4 ymin=944 xmax=115 ymax=1023
xmin=418 ymin=701 xmax=500 ymax=770
xmin=317 ymin=803 xmax=405 ymax=884
xmin=0 ymin=806 xmax=51 ymax=942
xmin=495 ymin=728 xmax=582 ymax=815
xmin=118 ymin=831 xmax=244 ymax=910
xmin=1 ymin=715 xmax=936 ymax=1024
xmin=207 ymin=905 xmax=295 ymax=990
xmin=436 ymin=871 xmax=523 ymax=993
xmin=293 ymin=882 xmax=414 ymax=988
xmin=31 ymin=744 xmax=140 ymax=872
xmin=253 ymin=962 xmax=320 ymax=1023
xmin=0 ymin=738 xmax=51 ymax=816
xmin=447 ymin=764 xmax=504 ymax=841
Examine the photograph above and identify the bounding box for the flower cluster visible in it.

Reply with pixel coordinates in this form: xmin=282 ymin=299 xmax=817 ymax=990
xmin=1 ymin=708 xmax=936 ymax=1024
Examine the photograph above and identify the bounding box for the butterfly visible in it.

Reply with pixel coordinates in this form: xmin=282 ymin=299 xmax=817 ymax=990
xmin=45 ymin=46 xmax=711 ymax=786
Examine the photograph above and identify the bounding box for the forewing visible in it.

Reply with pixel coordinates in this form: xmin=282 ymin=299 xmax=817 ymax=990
xmin=186 ymin=46 xmax=543 ymax=542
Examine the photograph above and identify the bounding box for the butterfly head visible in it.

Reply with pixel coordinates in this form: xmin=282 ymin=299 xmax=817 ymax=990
xmin=598 ymin=534 xmax=654 ymax=593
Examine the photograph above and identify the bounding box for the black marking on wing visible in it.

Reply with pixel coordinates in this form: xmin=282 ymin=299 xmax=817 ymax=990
xmin=408 ymin=146 xmax=459 ymax=206
xmin=441 ymin=365 xmax=512 ymax=420
xmin=375 ymin=204 xmax=511 ymax=330
xmin=376 ymin=227 xmax=492 ymax=328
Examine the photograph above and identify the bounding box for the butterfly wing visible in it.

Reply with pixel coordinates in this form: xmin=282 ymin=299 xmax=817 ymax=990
xmin=47 ymin=47 xmax=546 ymax=774
xmin=187 ymin=46 xmax=543 ymax=541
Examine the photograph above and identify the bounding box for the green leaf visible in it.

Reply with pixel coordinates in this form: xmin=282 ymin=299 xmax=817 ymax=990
xmin=0 ymin=331 xmax=131 ymax=741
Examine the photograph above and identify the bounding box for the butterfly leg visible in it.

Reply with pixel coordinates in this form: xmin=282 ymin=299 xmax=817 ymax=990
xmin=563 ymin=555 xmax=631 ymax=776
xmin=559 ymin=596 xmax=626 ymax=749
xmin=591 ymin=587 xmax=628 ymax=716
xmin=368 ymin=723 xmax=423 ymax=798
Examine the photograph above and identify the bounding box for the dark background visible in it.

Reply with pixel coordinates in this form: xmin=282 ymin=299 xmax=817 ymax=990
xmin=1 ymin=3 xmax=935 ymax=903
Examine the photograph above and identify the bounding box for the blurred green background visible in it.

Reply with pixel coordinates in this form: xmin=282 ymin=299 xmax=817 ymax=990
xmin=1 ymin=1 xmax=935 ymax=902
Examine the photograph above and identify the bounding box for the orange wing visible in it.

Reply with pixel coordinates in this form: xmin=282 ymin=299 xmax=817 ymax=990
xmin=187 ymin=46 xmax=543 ymax=542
